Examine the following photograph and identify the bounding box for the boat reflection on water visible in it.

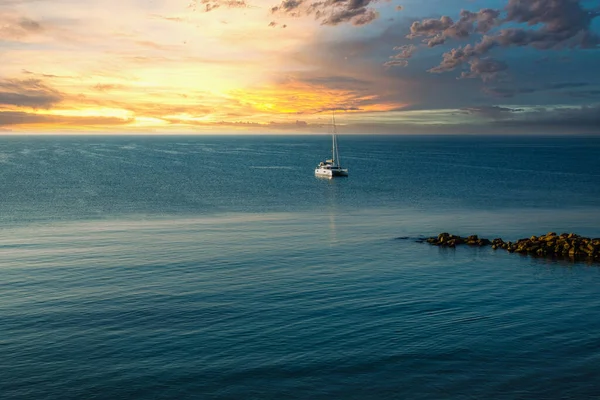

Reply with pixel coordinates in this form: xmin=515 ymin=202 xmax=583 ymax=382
xmin=322 ymin=177 xmax=341 ymax=246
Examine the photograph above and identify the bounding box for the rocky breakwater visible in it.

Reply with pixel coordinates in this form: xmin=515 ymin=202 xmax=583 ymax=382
xmin=421 ymin=232 xmax=600 ymax=262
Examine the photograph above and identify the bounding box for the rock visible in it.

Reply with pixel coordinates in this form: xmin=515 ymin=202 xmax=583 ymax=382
xmin=569 ymin=248 xmax=577 ymax=257
xmin=417 ymin=232 xmax=600 ymax=263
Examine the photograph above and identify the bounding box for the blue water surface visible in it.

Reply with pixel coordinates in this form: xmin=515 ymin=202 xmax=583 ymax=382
xmin=1 ymin=135 xmax=600 ymax=399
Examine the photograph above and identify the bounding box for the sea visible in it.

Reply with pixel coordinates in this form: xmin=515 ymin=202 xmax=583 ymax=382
xmin=1 ymin=134 xmax=600 ymax=399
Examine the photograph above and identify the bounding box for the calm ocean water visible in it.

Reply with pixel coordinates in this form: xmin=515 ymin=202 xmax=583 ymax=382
xmin=1 ymin=135 xmax=600 ymax=399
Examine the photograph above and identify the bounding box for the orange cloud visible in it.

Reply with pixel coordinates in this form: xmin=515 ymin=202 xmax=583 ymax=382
xmin=230 ymin=78 xmax=407 ymax=116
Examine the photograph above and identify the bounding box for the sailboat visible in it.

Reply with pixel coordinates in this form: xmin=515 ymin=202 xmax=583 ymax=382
xmin=315 ymin=112 xmax=348 ymax=178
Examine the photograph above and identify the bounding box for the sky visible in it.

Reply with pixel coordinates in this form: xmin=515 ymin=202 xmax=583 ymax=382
xmin=1 ymin=0 xmax=599 ymax=134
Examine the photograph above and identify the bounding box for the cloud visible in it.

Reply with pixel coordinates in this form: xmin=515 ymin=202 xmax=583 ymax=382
xmin=161 ymin=118 xmax=314 ymax=130
xmin=459 ymin=57 xmax=508 ymax=81
xmin=93 ymin=83 xmax=124 ymax=92
xmin=494 ymin=104 xmax=600 ymax=131
xmin=0 ymin=14 xmax=44 ymax=40
xmin=89 ymin=97 xmax=214 ymax=118
xmin=0 ymin=110 xmax=132 ymax=127
xmin=267 ymin=20 xmax=287 ymax=27
xmin=407 ymin=0 xmax=600 ymax=80
xmin=334 ymin=105 xmax=600 ymax=133
xmin=568 ymin=90 xmax=600 ymax=98
xmin=18 ymin=17 xmax=42 ymax=31
xmin=408 ymin=9 xmax=500 ymax=47
xmin=427 ymin=44 xmax=480 ymax=73
xmin=484 ymin=81 xmax=592 ymax=98
xmin=462 ymin=105 xmax=523 ymax=118
xmin=134 ymin=40 xmax=176 ymax=51
xmin=188 ymin=0 xmax=250 ymax=12
xmin=391 ymin=44 xmax=417 ymax=58
xmin=384 ymin=44 xmax=417 ymax=67
xmin=302 ymin=75 xmax=371 ymax=90
xmin=21 ymin=69 xmax=66 ymax=79
xmin=283 ymin=19 xmax=495 ymax=113
xmin=383 ymin=59 xmax=408 ymax=67
xmin=270 ymin=0 xmax=383 ymax=26
xmin=150 ymin=14 xmax=185 ymax=23
xmin=0 ymin=78 xmax=63 ymax=108
xmin=315 ymin=106 xmax=361 ymax=112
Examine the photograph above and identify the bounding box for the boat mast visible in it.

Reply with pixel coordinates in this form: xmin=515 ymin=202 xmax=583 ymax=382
xmin=331 ymin=111 xmax=336 ymax=165
xmin=332 ymin=111 xmax=340 ymax=167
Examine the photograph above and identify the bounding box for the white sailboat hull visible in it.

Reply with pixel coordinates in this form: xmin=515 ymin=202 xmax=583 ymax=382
xmin=315 ymin=166 xmax=348 ymax=178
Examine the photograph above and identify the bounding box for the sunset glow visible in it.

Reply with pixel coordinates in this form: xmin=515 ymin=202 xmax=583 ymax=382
xmin=2 ymin=0 xmax=599 ymax=134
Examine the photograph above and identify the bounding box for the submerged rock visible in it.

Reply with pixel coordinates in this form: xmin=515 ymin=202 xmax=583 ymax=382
xmin=419 ymin=232 xmax=600 ymax=263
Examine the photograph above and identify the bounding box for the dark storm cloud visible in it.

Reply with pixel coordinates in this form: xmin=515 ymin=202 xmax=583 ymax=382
xmin=271 ymin=0 xmax=383 ymax=26
xmin=0 ymin=79 xmax=62 ymax=108
xmin=402 ymin=0 xmax=600 ymax=79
